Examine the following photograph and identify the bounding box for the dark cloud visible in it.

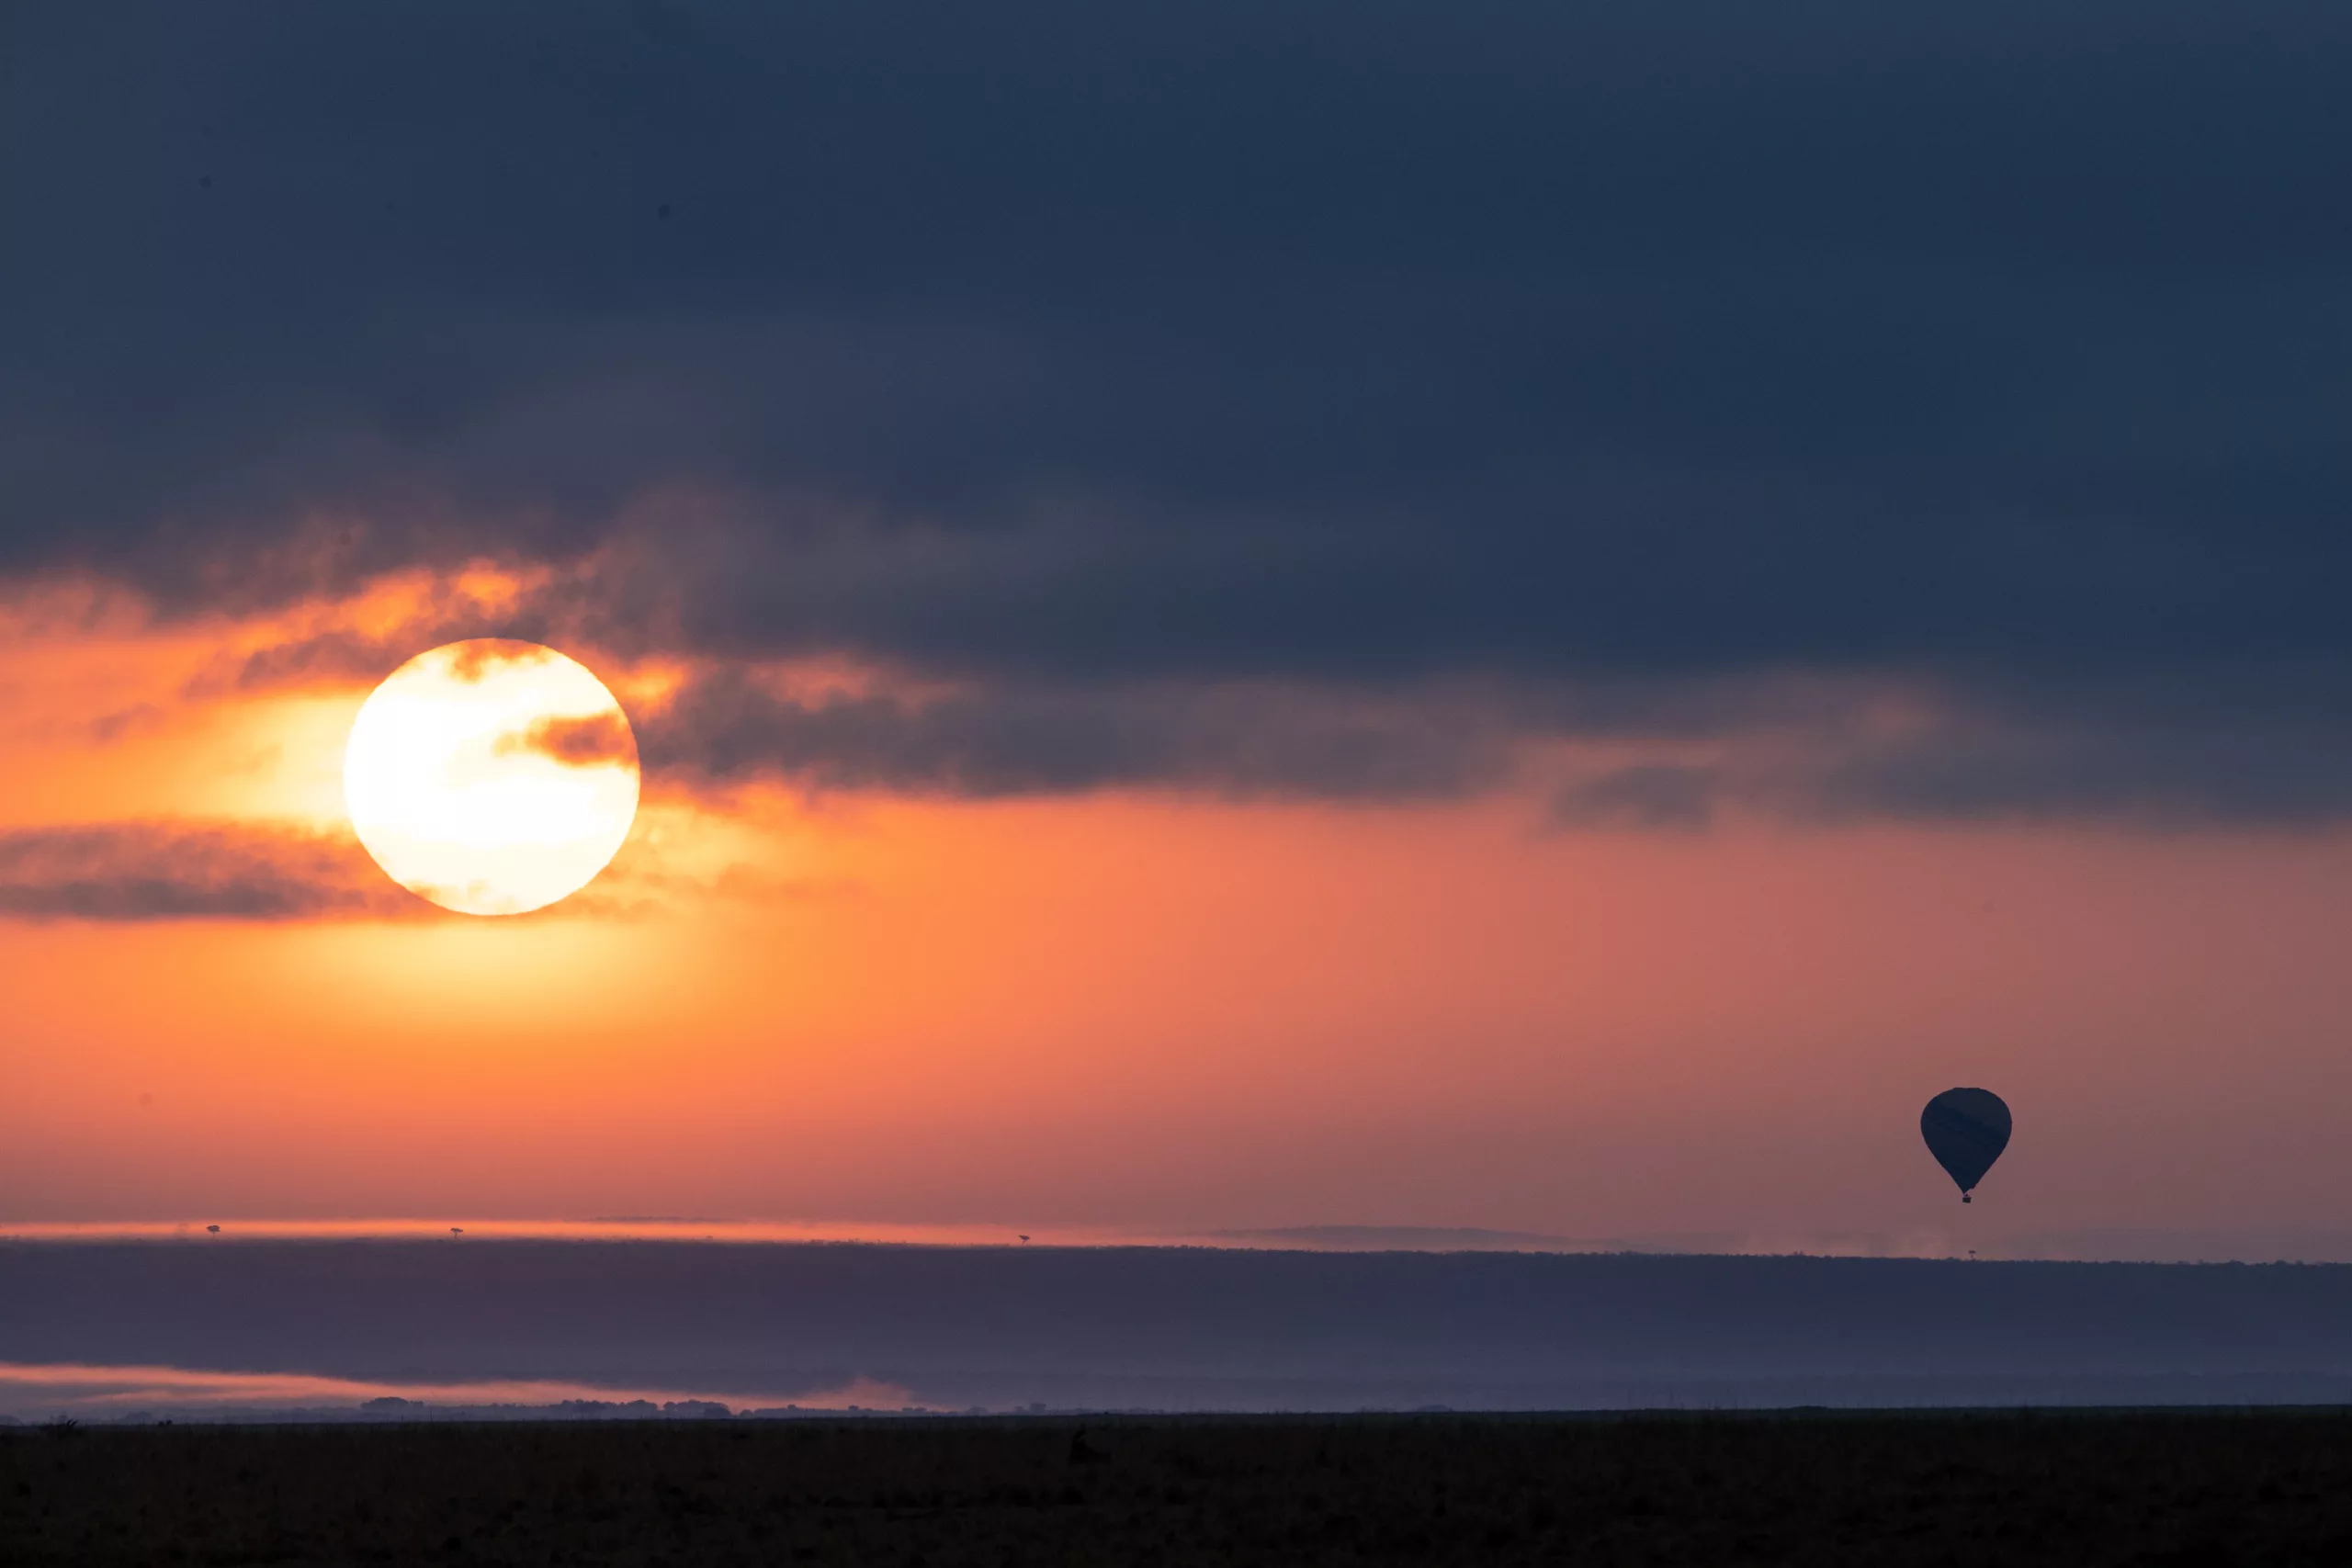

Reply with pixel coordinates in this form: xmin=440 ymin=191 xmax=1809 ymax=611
xmin=640 ymin=669 xmax=1505 ymax=800
xmin=1798 ymin=719 xmax=2352 ymax=829
xmin=1549 ymin=767 xmax=1725 ymax=833
xmin=1551 ymin=706 xmax=2352 ymax=831
xmin=0 ymin=823 xmax=415 ymax=921
xmin=11 ymin=3 xmax=2352 ymax=818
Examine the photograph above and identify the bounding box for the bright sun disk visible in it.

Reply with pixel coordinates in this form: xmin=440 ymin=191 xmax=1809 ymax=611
xmin=344 ymin=639 xmax=640 ymax=916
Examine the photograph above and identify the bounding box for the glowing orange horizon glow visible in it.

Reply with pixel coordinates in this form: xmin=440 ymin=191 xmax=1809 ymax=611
xmin=8 ymin=577 xmax=2352 ymax=1250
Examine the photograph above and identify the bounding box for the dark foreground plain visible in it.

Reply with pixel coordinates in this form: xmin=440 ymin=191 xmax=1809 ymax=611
xmin=8 ymin=1414 xmax=2352 ymax=1565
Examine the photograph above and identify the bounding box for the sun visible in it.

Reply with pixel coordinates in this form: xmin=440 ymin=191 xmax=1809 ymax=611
xmin=344 ymin=640 xmax=640 ymax=916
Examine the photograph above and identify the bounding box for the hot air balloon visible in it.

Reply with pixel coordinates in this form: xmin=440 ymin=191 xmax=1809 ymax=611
xmin=1921 ymin=1088 xmax=2010 ymax=1202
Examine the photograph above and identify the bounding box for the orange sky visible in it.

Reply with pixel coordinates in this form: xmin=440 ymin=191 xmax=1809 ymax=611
xmin=6 ymin=581 xmax=2352 ymax=1253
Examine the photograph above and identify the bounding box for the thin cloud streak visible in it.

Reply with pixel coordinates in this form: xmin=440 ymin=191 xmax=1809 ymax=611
xmin=0 ymin=822 xmax=415 ymax=921
xmin=0 ymin=1362 xmax=910 ymax=1414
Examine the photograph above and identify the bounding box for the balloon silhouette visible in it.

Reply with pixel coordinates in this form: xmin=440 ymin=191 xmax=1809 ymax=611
xmin=1920 ymin=1088 xmax=2011 ymax=1202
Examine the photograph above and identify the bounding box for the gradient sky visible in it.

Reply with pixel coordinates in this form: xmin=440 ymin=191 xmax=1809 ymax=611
xmin=6 ymin=2 xmax=2352 ymax=1250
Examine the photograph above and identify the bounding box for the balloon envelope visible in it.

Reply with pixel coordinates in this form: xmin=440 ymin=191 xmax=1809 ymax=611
xmin=1920 ymin=1088 xmax=2011 ymax=1200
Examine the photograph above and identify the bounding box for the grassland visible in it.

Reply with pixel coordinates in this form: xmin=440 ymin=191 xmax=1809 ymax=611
xmin=6 ymin=1410 xmax=2352 ymax=1564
